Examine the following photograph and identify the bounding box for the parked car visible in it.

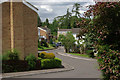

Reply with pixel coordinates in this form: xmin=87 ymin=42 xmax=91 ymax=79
xmin=56 ymin=42 xmax=62 ymax=46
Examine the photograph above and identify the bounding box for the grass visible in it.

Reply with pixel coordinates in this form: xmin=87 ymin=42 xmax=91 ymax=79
xmin=68 ymin=53 xmax=90 ymax=58
xmin=38 ymin=44 xmax=54 ymax=50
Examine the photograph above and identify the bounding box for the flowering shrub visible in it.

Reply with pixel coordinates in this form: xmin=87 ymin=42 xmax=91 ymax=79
xmin=98 ymin=49 xmax=120 ymax=80
xmin=76 ymin=2 xmax=120 ymax=79
xmin=39 ymin=52 xmax=55 ymax=59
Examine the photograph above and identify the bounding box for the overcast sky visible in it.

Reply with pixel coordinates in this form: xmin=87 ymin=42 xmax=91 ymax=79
xmin=0 ymin=0 xmax=95 ymax=22
xmin=26 ymin=0 xmax=95 ymax=23
xmin=19 ymin=0 xmax=94 ymax=23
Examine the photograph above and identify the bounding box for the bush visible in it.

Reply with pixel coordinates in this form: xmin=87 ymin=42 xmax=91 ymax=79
xmin=97 ymin=49 xmax=120 ymax=80
xmin=25 ymin=54 xmax=37 ymax=70
xmin=52 ymin=44 xmax=56 ymax=47
xmin=2 ymin=60 xmax=29 ymax=73
xmin=39 ymin=52 xmax=55 ymax=59
xmin=2 ymin=60 xmax=41 ymax=73
xmin=86 ymin=50 xmax=94 ymax=58
xmin=41 ymin=40 xmax=49 ymax=47
xmin=41 ymin=58 xmax=62 ymax=69
xmin=2 ymin=50 xmax=19 ymax=60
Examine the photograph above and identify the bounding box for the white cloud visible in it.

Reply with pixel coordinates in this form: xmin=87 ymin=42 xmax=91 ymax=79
xmin=28 ymin=0 xmax=95 ymax=22
xmin=27 ymin=0 xmax=95 ymax=3
xmin=40 ymin=5 xmax=53 ymax=12
xmin=79 ymin=10 xmax=85 ymax=14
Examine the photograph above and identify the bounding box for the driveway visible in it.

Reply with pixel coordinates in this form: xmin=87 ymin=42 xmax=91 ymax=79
xmin=15 ymin=47 xmax=101 ymax=78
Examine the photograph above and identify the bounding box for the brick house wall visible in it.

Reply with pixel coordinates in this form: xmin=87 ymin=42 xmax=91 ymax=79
xmin=1 ymin=2 xmax=38 ymax=60
xmin=39 ymin=27 xmax=50 ymax=42
xmin=40 ymin=29 xmax=47 ymax=38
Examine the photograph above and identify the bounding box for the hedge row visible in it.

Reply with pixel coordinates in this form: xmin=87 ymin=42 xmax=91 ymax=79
xmin=2 ymin=60 xmax=41 ymax=73
xmin=41 ymin=58 xmax=62 ymax=69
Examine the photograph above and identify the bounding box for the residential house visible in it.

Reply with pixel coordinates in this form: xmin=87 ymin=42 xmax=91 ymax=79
xmin=0 ymin=0 xmax=38 ymax=60
xmin=57 ymin=28 xmax=84 ymax=44
xmin=38 ymin=26 xmax=51 ymax=43
xmin=57 ymin=28 xmax=71 ymax=37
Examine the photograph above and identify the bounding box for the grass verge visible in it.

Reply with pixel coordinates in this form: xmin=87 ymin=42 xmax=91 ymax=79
xmin=68 ymin=53 xmax=89 ymax=58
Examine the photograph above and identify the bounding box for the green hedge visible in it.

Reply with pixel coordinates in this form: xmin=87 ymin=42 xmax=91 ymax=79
xmin=41 ymin=58 xmax=62 ymax=69
xmin=2 ymin=60 xmax=41 ymax=73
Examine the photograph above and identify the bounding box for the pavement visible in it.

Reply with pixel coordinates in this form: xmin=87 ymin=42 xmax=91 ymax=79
xmin=2 ymin=47 xmax=102 ymax=79
xmin=2 ymin=62 xmax=74 ymax=78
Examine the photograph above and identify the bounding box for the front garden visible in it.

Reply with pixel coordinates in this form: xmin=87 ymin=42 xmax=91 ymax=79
xmin=38 ymin=40 xmax=55 ymax=51
xmin=2 ymin=50 xmax=62 ymax=73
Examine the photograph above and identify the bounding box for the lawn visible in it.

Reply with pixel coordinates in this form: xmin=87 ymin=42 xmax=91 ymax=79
xmin=68 ymin=53 xmax=89 ymax=58
xmin=38 ymin=44 xmax=54 ymax=50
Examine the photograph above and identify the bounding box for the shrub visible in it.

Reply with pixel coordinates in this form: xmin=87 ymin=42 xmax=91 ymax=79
xmin=38 ymin=40 xmax=41 ymax=48
xmin=2 ymin=60 xmax=29 ymax=73
xmin=97 ymin=49 xmax=120 ymax=80
xmin=41 ymin=40 xmax=49 ymax=47
xmin=41 ymin=58 xmax=62 ymax=69
xmin=52 ymin=44 xmax=56 ymax=47
xmin=2 ymin=50 xmax=19 ymax=60
xmin=2 ymin=60 xmax=41 ymax=73
xmin=25 ymin=54 xmax=37 ymax=70
xmin=86 ymin=50 xmax=94 ymax=58
xmin=39 ymin=52 xmax=55 ymax=59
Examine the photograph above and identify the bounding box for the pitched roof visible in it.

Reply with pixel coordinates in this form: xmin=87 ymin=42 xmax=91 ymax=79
xmin=0 ymin=0 xmax=38 ymax=12
xmin=58 ymin=29 xmax=72 ymax=31
xmin=38 ymin=27 xmax=51 ymax=32
xmin=58 ymin=28 xmax=81 ymax=34
xmin=23 ymin=0 xmax=38 ymax=11
xmin=72 ymin=28 xmax=80 ymax=34
xmin=40 ymin=27 xmax=49 ymax=31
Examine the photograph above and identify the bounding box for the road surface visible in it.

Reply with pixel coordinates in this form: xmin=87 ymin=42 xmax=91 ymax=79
xmin=16 ymin=47 xmax=101 ymax=78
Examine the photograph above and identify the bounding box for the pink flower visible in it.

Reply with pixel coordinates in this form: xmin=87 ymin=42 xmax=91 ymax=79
xmin=100 ymin=32 xmax=102 ymax=34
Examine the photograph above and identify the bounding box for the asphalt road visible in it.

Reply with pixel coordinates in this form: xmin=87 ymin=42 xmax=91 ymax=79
xmin=15 ymin=47 xmax=101 ymax=78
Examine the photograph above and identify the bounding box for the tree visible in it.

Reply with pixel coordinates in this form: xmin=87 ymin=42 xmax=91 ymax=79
xmin=45 ymin=18 xmax=49 ymax=28
xmin=72 ymin=3 xmax=81 ymax=18
xmin=84 ymin=2 xmax=120 ymax=80
xmin=50 ymin=19 xmax=59 ymax=36
xmin=58 ymin=34 xmax=65 ymax=42
xmin=58 ymin=32 xmax=75 ymax=53
xmin=38 ymin=16 xmax=42 ymax=27
xmin=85 ymin=2 xmax=120 ymax=50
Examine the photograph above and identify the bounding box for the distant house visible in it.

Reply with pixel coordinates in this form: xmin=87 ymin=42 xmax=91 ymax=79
xmin=38 ymin=26 xmax=51 ymax=43
xmin=57 ymin=28 xmax=71 ymax=37
xmin=0 ymin=0 xmax=38 ymax=60
xmin=57 ymin=28 xmax=84 ymax=44
xmin=72 ymin=28 xmax=81 ymax=41
xmin=57 ymin=28 xmax=80 ymax=39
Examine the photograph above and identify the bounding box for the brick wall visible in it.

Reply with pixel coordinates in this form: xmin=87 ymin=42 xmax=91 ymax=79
xmin=0 ymin=4 xmax=2 ymax=55
xmin=2 ymin=2 xmax=11 ymax=54
xmin=1 ymin=2 xmax=38 ymax=60
xmin=40 ymin=29 xmax=47 ymax=38
xmin=23 ymin=3 xmax=38 ymax=58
